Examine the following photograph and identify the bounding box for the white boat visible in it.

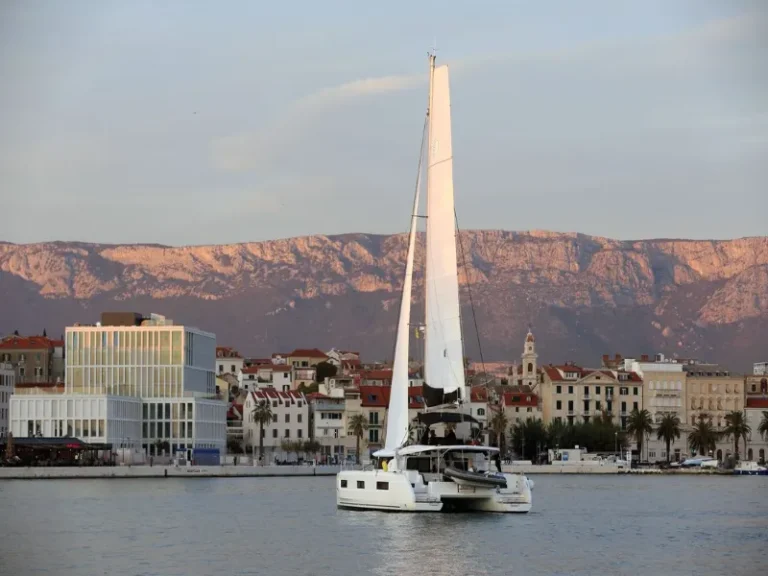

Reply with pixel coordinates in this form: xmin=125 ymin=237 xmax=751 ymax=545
xmin=336 ymin=52 xmax=533 ymax=513
xmin=733 ymin=461 xmax=768 ymax=476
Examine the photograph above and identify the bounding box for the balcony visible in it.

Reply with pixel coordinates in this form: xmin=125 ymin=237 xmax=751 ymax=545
xmin=566 ymin=411 xmax=575 ymax=416
xmin=314 ymin=400 xmax=344 ymax=411
xmin=582 ymin=410 xmax=592 ymax=417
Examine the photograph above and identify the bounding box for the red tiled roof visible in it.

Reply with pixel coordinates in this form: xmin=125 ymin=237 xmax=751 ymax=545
xmin=246 ymin=358 xmax=271 ymax=366
xmin=241 ymin=366 xmax=263 ymax=375
xmin=50 ymin=340 xmax=64 ymax=347
xmin=288 ymin=348 xmax=328 ymax=359
xmin=0 ymin=336 xmax=55 ymax=350
xmin=502 ymin=391 xmax=538 ymax=407
xmin=306 ymin=392 xmax=329 ymax=400
xmin=272 ymin=365 xmax=291 ymax=372
xmin=227 ymin=404 xmax=243 ymax=419
xmin=470 ymin=386 xmax=489 ymax=402
xmin=746 ymin=398 xmax=768 ymax=409
xmin=216 ymin=346 xmax=242 ymax=359
xmin=359 ymin=385 xmax=424 ymax=408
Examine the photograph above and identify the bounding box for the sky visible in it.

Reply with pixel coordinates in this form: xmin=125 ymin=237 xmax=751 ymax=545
xmin=1 ymin=0 xmax=766 ymax=246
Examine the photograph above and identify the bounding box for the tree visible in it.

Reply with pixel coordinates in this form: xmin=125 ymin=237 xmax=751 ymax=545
xmin=758 ymin=411 xmax=768 ymax=441
xmin=301 ymin=439 xmax=321 ymax=460
xmin=314 ymin=361 xmax=337 ymax=383
xmin=281 ymin=439 xmax=300 ymax=460
xmin=510 ymin=419 xmax=547 ymax=461
xmin=723 ymin=410 xmax=751 ymax=460
xmin=227 ymin=437 xmax=244 ymax=454
xmin=348 ymin=413 xmax=368 ymax=464
xmin=297 ymin=382 xmax=319 ymax=395
xmin=489 ymin=410 xmax=509 ymax=455
xmin=626 ymin=409 xmax=654 ymax=461
xmin=688 ymin=413 xmax=719 ymax=457
xmin=42 ymin=328 xmax=47 ymax=337
xmin=656 ymin=414 xmax=682 ymax=463
xmin=251 ymin=400 xmax=273 ymax=463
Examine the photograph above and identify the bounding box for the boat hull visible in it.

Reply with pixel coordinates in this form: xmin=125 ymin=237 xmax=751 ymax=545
xmin=733 ymin=469 xmax=768 ymax=476
xmin=336 ymin=470 xmax=532 ymax=513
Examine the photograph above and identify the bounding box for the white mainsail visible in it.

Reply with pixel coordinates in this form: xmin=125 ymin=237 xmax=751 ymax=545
xmin=423 ymin=59 xmax=465 ymax=404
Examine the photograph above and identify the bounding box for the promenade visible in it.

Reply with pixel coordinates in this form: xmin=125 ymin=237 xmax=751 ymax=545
xmin=0 ymin=464 xmax=349 ymax=480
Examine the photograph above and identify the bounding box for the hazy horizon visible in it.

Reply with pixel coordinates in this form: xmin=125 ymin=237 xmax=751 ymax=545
xmin=2 ymin=0 xmax=766 ymax=245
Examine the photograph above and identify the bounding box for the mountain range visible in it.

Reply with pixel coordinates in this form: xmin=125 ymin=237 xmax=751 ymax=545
xmin=1 ymin=231 xmax=767 ymax=372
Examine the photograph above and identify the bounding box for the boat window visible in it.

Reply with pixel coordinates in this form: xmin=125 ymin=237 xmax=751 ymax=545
xmin=356 ymin=481 xmax=365 ymax=489
xmin=376 ymin=482 xmax=389 ymax=491
xmin=340 ymin=480 xmax=347 ymax=488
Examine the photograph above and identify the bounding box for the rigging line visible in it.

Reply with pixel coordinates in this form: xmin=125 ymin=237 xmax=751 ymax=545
xmin=454 ymin=209 xmax=488 ymax=388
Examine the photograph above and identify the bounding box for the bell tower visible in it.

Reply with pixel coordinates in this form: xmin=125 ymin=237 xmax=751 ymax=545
xmin=521 ymin=328 xmax=538 ymax=388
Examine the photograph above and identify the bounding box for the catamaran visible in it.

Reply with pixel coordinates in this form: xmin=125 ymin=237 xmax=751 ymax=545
xmin=336 ymin=52 xmax=533 ymax=513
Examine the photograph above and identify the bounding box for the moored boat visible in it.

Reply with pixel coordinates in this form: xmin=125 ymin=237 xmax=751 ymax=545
xmin=733 ymin=461 xmax=768 ymax=476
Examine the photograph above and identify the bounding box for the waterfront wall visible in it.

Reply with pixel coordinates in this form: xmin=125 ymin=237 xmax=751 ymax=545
xmin=0 ymin=465 xmax=348 ymax=480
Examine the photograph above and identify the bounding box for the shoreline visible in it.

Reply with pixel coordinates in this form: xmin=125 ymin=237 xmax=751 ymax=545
xmin=0 ymin=464 xmax=737 ymax=479
xmin=0 ymin=465 xmax=347 ymax=480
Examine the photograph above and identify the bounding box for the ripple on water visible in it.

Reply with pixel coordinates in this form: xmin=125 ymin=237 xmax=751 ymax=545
xmin=0 ymin=476 xmax=766 ymax=576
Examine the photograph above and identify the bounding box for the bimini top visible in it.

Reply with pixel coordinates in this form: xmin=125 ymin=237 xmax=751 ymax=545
xmin=373 ymin=444 xmax=499 ymax=458
xmin=416 ymin=412 xmax=480 ymax=426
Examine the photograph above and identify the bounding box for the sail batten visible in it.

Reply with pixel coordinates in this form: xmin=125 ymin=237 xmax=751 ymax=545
xmin=423 ymin=61 xmax=465 ymax=407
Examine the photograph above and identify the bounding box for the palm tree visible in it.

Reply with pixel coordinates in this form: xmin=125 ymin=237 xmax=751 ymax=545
xmin=759 ymin=411 xmax=768 ymax=440
xmin=723 ymin=410 xmax=751 ymax=460
xmin=688 ymin=413 xmax=719 ymax=457
xmin=348 ymin=413 xmax=368 ymax=464
xmin=250 ymin=400 xmax=273 ymax=464
xmin=489 ymin=409 xmax=509 ymax=455
xmin=656 ymin=414 xmax=681 ymax=463
xmin=626 ymin=409 xmax=653 ymax=461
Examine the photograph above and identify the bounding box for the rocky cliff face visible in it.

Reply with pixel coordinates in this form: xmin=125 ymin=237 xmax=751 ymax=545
xmin=1 ymin=231 xmax=766 ymax=371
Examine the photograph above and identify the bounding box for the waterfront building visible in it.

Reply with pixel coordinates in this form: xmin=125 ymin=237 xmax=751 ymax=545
xmin=744 ymin=369 xmax=768 ymax=463
xmin=683 ymin=362 xmax=743 ymax=460
xmin=9 ymin=312 xmax=225 ymax=458
xmin=242 ymin=388 xmax=308 ymax=461
xmin=0 ymin=335 xmax=64 ymax=384
xmin=619 ymin=354 xmax=687 ymax=462
xmin=540 ymin=364 xmax=643 ymax=429
xmin=0 ymin=362 xmax=15 ymax=437
xmin=216 ymin=346 xmax=244 ymax=376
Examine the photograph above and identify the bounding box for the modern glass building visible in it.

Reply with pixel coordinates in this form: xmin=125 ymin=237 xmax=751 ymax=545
xmin=10 ymin=313 xmax=225 ymax=458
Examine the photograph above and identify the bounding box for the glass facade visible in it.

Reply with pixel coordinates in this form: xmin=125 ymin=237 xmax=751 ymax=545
xmin=65 ymin=326 xmax=214 ymax=397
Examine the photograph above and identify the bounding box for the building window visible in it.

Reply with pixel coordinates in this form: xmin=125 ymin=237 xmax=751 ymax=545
xmin=376 ymin=481 xmax=389 ymax=491
xmin=556 ymin=386 xmax=561 ymax=394
xmin=584 ymin=386 xmax=589 ymax=395
xmin=568 ymin=401 xmax=573 ymax=413
xmin=477 ymin=408 xmax=485 ymax=416
xmin=298 ymin=414 xmax=302 ymax=423
xmin=285 ymin=414 xmax=290 ymax=423
xmin=340 ymin=480 xmax=348 ymax=488
xmin=272 ymin=414 xmax=277 ymax=422
xmin=357 ymin=481 xmax=365 ymax=489
xmin=633 ymin=387 xmax=638 ymax=395
xmin=284 ymin=429 xmax=290 ymax=438
xmin=568 ymin=386 xmax=573 ymax=394
xmin=297 ymin=429 xmax=303 ymax=439
xmin=272 ymin=429 xmax=277 ymax=438
xmin=369 ymin=429 xmax=379 ymax=443
xmin=369 ymin=412 xmax=379 ymax=425
xmin=595 ymin=386 xmax=600 ymax=395
xmin=620 ymin=387 xmax=629 ymax=396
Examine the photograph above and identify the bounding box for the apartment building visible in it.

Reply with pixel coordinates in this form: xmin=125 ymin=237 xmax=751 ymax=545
xmin=0 ymin=335 xmax=64 ymax=384
xmin=540 ymin=363 xmax=643 ymax=431
xmin=242 ymin=388 xmax=308 ymax=461
xmin=216 ymin=346 xmax=244 ymax=376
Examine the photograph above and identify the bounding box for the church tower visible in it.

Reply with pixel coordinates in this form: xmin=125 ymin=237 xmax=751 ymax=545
xmin=521 ymin=329 xmax=538 ymax=389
